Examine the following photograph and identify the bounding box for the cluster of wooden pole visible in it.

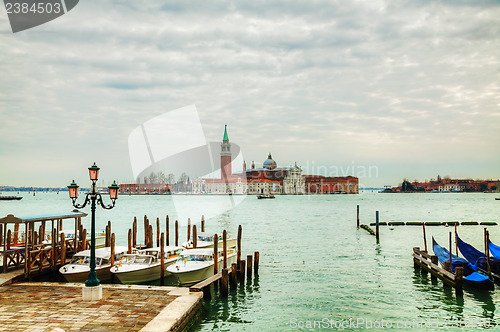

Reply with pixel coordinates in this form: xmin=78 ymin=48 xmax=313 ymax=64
xmin=126 ymin=214 xmax=212 ymax=253
xmin=200 ymin=225 xmax=260 ymax=299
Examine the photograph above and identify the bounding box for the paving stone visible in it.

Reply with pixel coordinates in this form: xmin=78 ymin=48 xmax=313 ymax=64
xmin=0 ymin=283 xmax=180 ymax=331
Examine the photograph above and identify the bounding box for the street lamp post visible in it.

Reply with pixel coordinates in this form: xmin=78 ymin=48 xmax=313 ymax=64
xmin=68 ymin=163 xmax=119 ymax=299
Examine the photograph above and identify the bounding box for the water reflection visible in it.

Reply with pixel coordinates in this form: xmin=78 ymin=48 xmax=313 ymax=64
xmin=412 ymin=264 xmax=497 ymax=321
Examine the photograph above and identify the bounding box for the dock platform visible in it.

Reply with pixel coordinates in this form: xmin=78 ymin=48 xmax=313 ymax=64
xmin=0 ymin=282 xmax=202 ymax=332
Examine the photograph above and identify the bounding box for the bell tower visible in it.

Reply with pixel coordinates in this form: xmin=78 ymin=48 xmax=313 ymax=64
xmin=221 ymin=125 xmax=232 ymax=181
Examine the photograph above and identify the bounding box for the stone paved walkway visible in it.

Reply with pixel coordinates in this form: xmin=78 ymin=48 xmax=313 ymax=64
xmin=0 ymin=283 xmax=184 ymax=331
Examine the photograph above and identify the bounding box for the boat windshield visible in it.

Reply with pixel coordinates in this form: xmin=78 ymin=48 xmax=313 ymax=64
xmin=70 ymin=256 xmax=103 ymax=266
xmin=179 ymin=254 xmax=212 ymax=262
xmin=198 ymin=235 xmax=214 ymax=242
xmin=121 ymin=256 xmax=135 ymax=264
xmin=134 ymin=256 xmax=152 ymax=264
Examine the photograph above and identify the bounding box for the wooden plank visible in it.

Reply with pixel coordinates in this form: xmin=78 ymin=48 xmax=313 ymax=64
xmin=414 ymin=257 xmax=456 ymax=288
xmin=190 ymin=272 xmax=222 ymax=292
xmin=412 ymin=253 xmax=455 ymax=280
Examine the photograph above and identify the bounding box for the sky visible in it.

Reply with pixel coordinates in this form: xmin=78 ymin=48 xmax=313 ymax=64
xmin=0 ymin=0 xmax=499 ymax=188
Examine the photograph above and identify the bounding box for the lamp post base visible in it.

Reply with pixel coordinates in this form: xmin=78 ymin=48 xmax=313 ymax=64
xmin=82 ymin=284 xmax=103 ymax=301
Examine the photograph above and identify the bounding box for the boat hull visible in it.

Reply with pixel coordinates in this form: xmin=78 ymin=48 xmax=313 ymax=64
xmin=61 ymin=265 xmax=112 ymax=283
xmin=113 ymin=260 xmax=176 ymax=284
xmin=169 ymin=253 xmax=237 ymax=285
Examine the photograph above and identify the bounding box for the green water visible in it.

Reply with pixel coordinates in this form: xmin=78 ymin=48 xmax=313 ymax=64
xmin=1 ymin=191 xmax=499 ymax=331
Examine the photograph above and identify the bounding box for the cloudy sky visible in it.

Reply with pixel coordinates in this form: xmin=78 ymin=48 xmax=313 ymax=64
xmin=0 ymin=0 xmax=499 ymax=188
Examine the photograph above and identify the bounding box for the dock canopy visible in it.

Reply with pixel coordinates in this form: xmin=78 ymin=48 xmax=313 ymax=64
xmin=0 ymin=211 xmax=88 ymax=224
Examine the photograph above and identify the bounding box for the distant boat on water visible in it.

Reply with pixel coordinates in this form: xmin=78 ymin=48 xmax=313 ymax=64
xmin=257 ymin=194 xmax=275 ymax=199
xmin=0 ymin=195 xmax=22 ymax=200
xmin=495 ymin=197 xmax=500 ymax=201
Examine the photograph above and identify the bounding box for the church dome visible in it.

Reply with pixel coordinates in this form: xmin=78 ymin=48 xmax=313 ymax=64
xmin=263 ymin=153 xmax=277 ymax=170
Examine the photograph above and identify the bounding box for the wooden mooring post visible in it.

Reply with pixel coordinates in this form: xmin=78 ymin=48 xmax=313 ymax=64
xmin=148 ymin=225 xmax=153 ymax=249
xmin=201 ymin=215 xmax=205 ymax=232
xmin=175 ymin=220 xmax=179 ymax=246
xmin=156 ymin=217 xmax=160 ymax=247
xmin=193 ymin=225 xmax=197 ymax=248
xmin=133 ymin=217 xmax=137 ymax=248
xmin=254 ymin=251 xmax=259 ymax=274
xmin=166 ymin=215 xmax=170 ymax=246
xmin=239 ymin=259 xmax=245 ymax=285
xmin=160 ymin=233 xmax=165 ymax=286
xmin=231 ymin=263 xmax=237 ymax=288
xmin=128 ymin=229 xmax=132 ymax=254
xmin=357 ymin=205 xmax=359 ymax=228
xmin=110 ymin=233 xmax=115 ymax=267
xmin=247 ymin=255 xmax=252 ymax=279
xmin=430 ymin=256 xmax=438 ymax=280
xmin=485 ymin=228 xmax=491 ymax=278
xmin=213 ymin=233 xmax=219 ymax=275
xmin=223 ymin=230 xmax=227 ymax=269
xmin=422 ymin=224 xmax=427 ymax=252
xmin=221 ymin=268 xmax=229 ymax=297
xmin=105 ymin=225 xmax=110 ymax=247
xmin=375 ymin=211 xmax=380 ymax=240
xmin=237 ymin=225 xmax=242 ymax=266
xmin=187 ymin=218 xmax=191 ymax=242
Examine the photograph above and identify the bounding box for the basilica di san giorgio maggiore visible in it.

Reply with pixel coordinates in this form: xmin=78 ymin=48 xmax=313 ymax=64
xmin=120 ymin=126 xmax=359 ymax=195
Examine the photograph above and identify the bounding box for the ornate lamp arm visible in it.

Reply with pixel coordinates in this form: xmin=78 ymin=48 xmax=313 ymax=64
xmin=96 ymin=193 xmax=116 ymax=210
xmin=72 ymin=194 xmax=91 ymax=209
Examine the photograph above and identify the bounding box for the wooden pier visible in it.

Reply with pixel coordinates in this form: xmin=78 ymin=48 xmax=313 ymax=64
xmin=0 ymin=211 xmax=260 ymax=330
xmin=412 ymin=246 xmax=464 ymax=297
xmin=0 ymin=211 xmax=89 ymax=279
xmin=187 ymin=224 xmax=260 ymax=299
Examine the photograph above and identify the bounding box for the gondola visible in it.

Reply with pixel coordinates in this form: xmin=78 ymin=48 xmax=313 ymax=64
xmin=456 ymin=233 xmax=500 ymax=283
xmin=432 ymin=237 xmax=493 ymax=289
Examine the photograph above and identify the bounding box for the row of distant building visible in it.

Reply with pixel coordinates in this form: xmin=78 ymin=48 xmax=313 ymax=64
xmin=384 ymin=177 xmax=499 ymax=193
xmin=120 ymin=126 xmax=359 ymax=195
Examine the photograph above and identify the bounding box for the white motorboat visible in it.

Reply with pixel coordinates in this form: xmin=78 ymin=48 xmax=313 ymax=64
xmin=59 ymin=246 xmax=128 ymax=282
xmin=182 ymin=232 xmax=237 ymax=249
xmin=111 ymin=246 xmax=183 ymax=284
xmin=166 ymin=247 xmax=237 ymax=285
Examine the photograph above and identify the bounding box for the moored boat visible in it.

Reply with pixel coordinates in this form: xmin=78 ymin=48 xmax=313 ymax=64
xmin=183 ymin=232 xmax=237 ymax=250
xmin=59 ymin=246 xmax=128 ymax=282
xmin=166 ymin=247 xmax=237 ymax=285
xmin=111 ymin=246 xmax=183 ymax=284
xmin=257 ymin=194 xmax=275 ymax=199
xmin=0 ymin=196 xmax=22 ymax=200
xmin=456 ymin=233 xmax=500 ymax=282
xmin=432 ymin=238 xmax=493 ymax=289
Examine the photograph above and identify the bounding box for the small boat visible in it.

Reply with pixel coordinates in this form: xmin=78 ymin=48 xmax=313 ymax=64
xmin=59 ymin=246 xmax=128 ymax=282
xmin=495 ymin=198 xmax=500 ymax=201
xmin=41 ymin=230 xmax=106 ymax=249
xmin=432 ymin=238 xmax=493 ymax=289
xmin=456 ymin=234 xmax=500 ymax=281
xmin=166 ymin=247 xmax=237 ymax=285
xmin=257 ymin=194 xmax=275 ymax=199
xmin=0 ymin=196 xmax=22 ymax=200
xmin=111 ymin=246 xmax=183 ymax=284
xmin=182 ymin=232 xmax=237 ymax=250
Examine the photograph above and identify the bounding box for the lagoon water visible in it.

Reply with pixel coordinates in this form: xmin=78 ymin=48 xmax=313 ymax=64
xmin=1 ymin=191 xmax=499 ymax=331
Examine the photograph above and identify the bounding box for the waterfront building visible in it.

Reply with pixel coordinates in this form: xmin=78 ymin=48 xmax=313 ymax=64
xmin=118 ymin=183 xmax=171 ymax=194
xmin=192 ymin=126 xmax=358 ymax=195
